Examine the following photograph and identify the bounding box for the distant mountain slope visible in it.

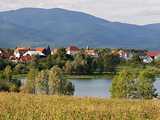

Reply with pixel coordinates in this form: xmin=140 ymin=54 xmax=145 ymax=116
xmin=0 ymin=20 xmax=51 ymax=47
xmin=0 ymin=8 xmax=160 ymax=49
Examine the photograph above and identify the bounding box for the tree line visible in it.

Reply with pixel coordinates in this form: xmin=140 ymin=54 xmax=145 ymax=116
xmin=0 ymin=64 xmax=74 ymax=95
xmin=0 ymin=48 xmax=159 ymax=99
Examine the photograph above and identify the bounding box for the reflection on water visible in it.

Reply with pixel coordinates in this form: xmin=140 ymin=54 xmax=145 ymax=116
xmin=154 ymin=78 xmax=160 ymax=95
xmin=70 ymin=78 xmax=160 ymax=97
xmin=20 ymin=77 xmax=160 ymax=97
xmin=70 ymin=79 xmax=111 ymax=97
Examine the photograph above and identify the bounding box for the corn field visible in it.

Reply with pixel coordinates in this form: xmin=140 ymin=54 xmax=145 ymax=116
xmin=0 ymin=93 xmax=160 ymax=120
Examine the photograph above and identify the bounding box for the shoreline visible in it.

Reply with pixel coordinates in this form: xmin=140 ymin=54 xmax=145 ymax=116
xmin=65 ymin=73 xmax=114 ymax=80
xmin=13 ymin=73 xmax=114 ymax=80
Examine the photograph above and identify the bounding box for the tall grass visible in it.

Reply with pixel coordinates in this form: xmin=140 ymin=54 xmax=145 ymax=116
xmin=0 ymin=93 xmax=160 ymax=120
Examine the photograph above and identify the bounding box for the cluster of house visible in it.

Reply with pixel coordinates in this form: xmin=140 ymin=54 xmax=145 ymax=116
xmin=112 ymin=49 xmax=160 ymax=63
xmin=0 ymin=46 xmax=51 ymax=63
xmin=0 ymin=45 xmax=159 ymax=64
xmin=11 ymin=46 xmax=51 ymax=62
xmin=0 ymin=46 xmax=98 ymax=63
xmin=65 ymin=46 xmax=98 ymax=57
xmin=120 ymin=50 xmax=160 ymax=63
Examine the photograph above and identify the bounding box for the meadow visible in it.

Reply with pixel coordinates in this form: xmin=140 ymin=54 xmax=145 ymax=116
xmin=0 ymin=93 xmax=160 ymax=120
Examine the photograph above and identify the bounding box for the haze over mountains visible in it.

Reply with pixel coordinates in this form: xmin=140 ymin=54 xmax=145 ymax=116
xmin=0 ymin=8 xmax=160 ymax=49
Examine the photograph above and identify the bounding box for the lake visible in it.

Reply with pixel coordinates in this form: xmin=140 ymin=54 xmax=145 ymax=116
xmin=21 ymin=77 xmax=160 ymax=97
xmin=70 ymin=78 xmax=160 ymax=97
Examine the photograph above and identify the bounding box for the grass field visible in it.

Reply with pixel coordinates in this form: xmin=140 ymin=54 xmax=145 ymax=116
xmin=0 ymin=93 xmax=160 ymax=120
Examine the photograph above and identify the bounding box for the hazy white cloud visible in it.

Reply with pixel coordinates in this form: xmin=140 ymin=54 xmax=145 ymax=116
xmin=0 ymin=0 xmax=160 ymax=25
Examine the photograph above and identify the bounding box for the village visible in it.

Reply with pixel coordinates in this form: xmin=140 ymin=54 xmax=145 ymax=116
xmin=0 ymin=45 xmax=159 ymax=64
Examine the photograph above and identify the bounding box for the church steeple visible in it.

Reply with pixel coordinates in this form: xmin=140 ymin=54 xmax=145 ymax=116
xmin=86 ymin=45 xmax=89 ymax=50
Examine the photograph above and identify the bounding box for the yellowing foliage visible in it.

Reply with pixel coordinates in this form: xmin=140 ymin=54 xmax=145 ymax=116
xmin=0 ymin=93 xmax=160 ymax=120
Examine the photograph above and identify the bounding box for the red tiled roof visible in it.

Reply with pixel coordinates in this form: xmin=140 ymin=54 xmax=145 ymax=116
xmin=67 ymin=46 xmax=79 ymax=51
xmin=35 ymin=48 xmax=46 ymax=52
xmin=146 ymin=51 xmax=160 ymax=57
xmin=20 ymin=55 xmax=32 ymax=62
xmin=16 ymin=48 xmax=30 ymax=51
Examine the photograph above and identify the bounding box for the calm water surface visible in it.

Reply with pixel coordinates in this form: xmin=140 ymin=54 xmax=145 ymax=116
xmin=154 ymin=78 xmax=160 ymax=95
xmin=70 ymin=78 xmax=160 ymax=97
xmin=21 ymin=77 xmax=160 ymax=97
xmin=70 ymin=79 xmax=111 ymax=97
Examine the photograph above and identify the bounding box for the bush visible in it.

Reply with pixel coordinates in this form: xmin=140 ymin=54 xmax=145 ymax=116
xmin=111 ymin=69 xmax=157 ymax=99
xmin=15 ymin=64 xmax=28 ymax=74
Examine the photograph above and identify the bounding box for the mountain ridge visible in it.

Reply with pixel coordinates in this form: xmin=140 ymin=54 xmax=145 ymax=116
xmin=0 ymin=8 xmax=160 ymax=49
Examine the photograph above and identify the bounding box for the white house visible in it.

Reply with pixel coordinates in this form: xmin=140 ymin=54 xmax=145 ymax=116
xmin=118 ymin=50 xmax=133 ymax=60
xmin=23 ymin=50 xmax=45 ymax=57
xmin=66 ymin=46 xmax=80 ymax=55
xmin=85 ymin=49 xmax=98 ymax=57
xmin=14 ymin=48 xmax=30 ymax=58
xmin=142 ymin=56 xmax=153 ymax=64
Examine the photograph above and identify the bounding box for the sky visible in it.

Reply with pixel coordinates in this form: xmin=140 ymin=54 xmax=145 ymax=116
xmin=0 ymin=0 xmax=160 ymax=25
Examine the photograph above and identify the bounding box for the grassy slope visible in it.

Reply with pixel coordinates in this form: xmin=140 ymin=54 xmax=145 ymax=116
xmin=0 ymin=93 xmax=160 ymax=120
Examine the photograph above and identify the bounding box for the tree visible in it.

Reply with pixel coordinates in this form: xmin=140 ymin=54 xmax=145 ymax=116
xmin=3 ymin=65 xmax=12 ymax=81
xmin=111 ymin=69 xmax=134 ymax=98
xmin=8 ymin=83 xmax=19 ymax=92
xmin=48 ymin=66 xmax=74 ymax=95
xmin=137 ymin=70 xmax=157 ymax=99
xmin=15 ymin=64 xmax=28 ymax=74
xmin=103 ymin=54 xmax=120 ymax=73
xmin=0 ymin=81 xmax=10 ymax=91
xmin=110 ymin=69 xmax=157 ymax=99
xmin=25 ymin=68 xmax=38 ymax=93
xmin=0 ymin=59 xmax=15 ymax=70
xmin=96 ymin=52 xmax=120 ymax=73
xmin=64 ymin=61 xmax=73 ymax=74
xmin=46 ymin=45 xmax=51 ymax=56
xmin=0 ymin=70 xmax=20 ymax=92
xmin=0 ymin=72 xmax=9 ymax=92
xmin=0 ymin=59 xmax=8 ymax=70
xmin=32 ymin=66 xmax=74 ymax=95
xmin=72 ymin=53 xmax=89 ymax=75
xmin=126 ymin=54 xmax=144 ymax=68
xmin=35 ymin=70 xmax=49 ymax=94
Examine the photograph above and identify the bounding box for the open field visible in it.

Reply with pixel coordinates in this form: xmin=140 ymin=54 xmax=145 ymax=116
xmin=0 ymin=93 xmax=160 ymax=120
